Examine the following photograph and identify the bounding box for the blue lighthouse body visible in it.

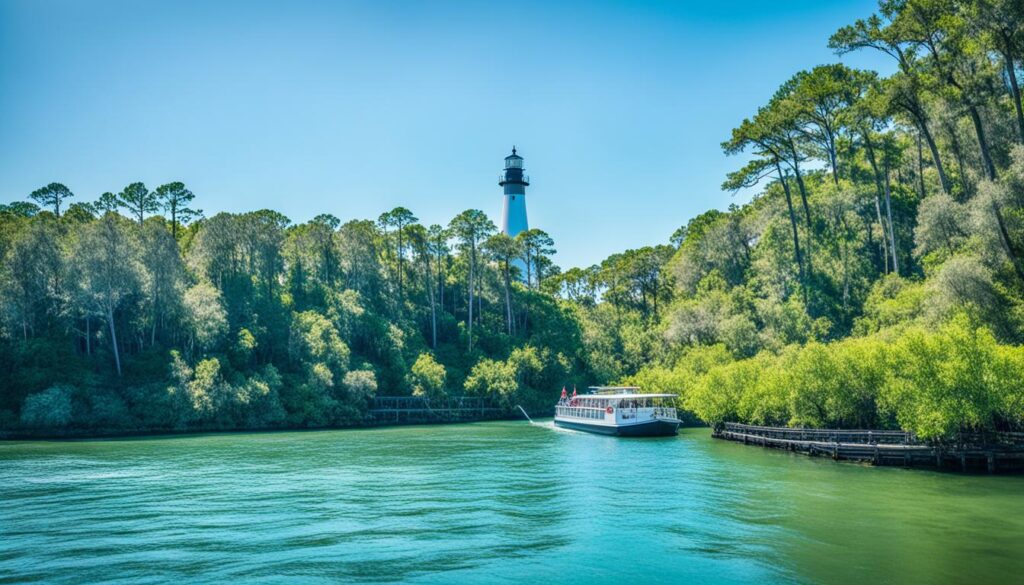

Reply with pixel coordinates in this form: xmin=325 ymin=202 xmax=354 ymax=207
xmin=499 ymin=147 xmax=529 ymax=238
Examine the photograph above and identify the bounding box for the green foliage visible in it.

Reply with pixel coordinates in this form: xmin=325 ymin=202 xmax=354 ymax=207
xmin=231 ymin=328 xmax=258 ymax=367
xmin=5 ymin=0 xmax=1024 ymax=438
xmin=683 ymin=316 xmax=1023 ymax=441
xmin=117 ymin=182 xmax=159 ymax=224
xmin=626 ymin=344 xmax=734 ymax=423
xmin=343 ymin=370 xmax=377 ymax=402
xmin=28 ymin=183 xmax=74 ymax=217
xmin=687 ymin=355 xmax=764 ymax=427
xmin=187 ymin=357 xmax=225 ymax=416
xmin=464 ymin=358 xmax=517 ymax=403
xmin=183 ymin=283 xmax=228 ymax=356
xmin=409 ymin=353 xmax=447 ymax=398
xmin=854 ymin=275 xmax=925 ymax=334
xmin=163 ymin=349 xmax=287 ymax=429
xmin=153 ymin=182 xmax=200 ymax=237
xmin=289 ymin=310 xmax=350 ymax=375
xmin=879 ymin=316 xmax=1024 ymax=440
xmin=463 ymin=344 xmax=570 ymax=412
xmin=20 ymin=386 xmax=73 ymax=428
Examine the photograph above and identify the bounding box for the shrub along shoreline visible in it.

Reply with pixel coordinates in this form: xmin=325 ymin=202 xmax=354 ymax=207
xmin=0 ymin=411 xmax=516 ymax=441
xmin=630 ymin=315 xmax=1024 ymax=443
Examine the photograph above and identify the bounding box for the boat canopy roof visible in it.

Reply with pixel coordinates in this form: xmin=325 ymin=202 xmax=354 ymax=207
xmin=575 ymin=393 xmax=678 ymax=400
xmin=567 ymin=386 xmax=677 ymax=400
xmin=588 ymin=386 xmax=641 ymax=394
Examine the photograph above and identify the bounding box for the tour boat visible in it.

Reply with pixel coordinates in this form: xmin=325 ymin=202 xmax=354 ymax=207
xmin=554 ymin=386 xmax=681 ymax=436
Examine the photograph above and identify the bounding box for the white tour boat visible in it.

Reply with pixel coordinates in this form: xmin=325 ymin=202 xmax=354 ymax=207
xmin=554 ymin=387 xmax=681 ymax=436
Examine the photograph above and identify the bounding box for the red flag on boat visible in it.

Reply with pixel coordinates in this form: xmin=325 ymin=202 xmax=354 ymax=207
xmin=560 ymin=387 xmax=567 ymax=400
xmin=571 ymin=387 xmax=577 ymax=398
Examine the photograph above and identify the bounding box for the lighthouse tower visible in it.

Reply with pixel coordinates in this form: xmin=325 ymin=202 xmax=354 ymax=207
xmin=499 ymin=147 xmax=529 ymax=238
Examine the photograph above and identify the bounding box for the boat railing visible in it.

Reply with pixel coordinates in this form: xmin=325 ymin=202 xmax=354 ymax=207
xmin=618 ymin=406 xmax=678 ymax=420
xmin=721 ymin=422 xmax=915 ymax=444
xmin=555 ymin=405 xmax=607 ymax=421
xmin=653 ymin=407 xmax=677 ymax=419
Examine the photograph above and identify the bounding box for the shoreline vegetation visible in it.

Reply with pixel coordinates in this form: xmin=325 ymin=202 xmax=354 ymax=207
xmin=2 ymin=1 xmax=1024 ymax=448
xmin=0 ymin=407 xmax=514 ymax=442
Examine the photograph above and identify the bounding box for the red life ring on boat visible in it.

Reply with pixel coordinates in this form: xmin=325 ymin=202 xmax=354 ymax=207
xmin=606 ymin=406 xmax=614 ymax=414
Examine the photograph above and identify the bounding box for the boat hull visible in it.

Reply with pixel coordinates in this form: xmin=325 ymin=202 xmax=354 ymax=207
xmin=554 ymin=418 xmax=680 ymax=437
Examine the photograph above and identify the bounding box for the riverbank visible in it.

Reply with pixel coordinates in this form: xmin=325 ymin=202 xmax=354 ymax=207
xmin=714 ymin=422 xmax=1024 ymax=474
xmin=0 ymin=418 xmax=510 ymax=441
xmin=0 ymin=395 xmax=512 ymax=441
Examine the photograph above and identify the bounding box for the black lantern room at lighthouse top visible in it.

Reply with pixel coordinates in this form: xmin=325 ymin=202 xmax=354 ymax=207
xmin=499 ymin=146 xmax=529 ymax=195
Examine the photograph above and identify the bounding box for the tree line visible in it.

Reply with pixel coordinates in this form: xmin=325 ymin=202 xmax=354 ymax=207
xmin=1 ymin=179 xmax=636 ymax=434
xmin=4 ymin=0 xmax=1024 ymax=440
xmin=622 ymin=0 xmax=1024 ymax=440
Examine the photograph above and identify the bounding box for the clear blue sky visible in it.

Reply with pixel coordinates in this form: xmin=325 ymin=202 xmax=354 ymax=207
xmin=0 ymin=0 xmax=889 ymax=269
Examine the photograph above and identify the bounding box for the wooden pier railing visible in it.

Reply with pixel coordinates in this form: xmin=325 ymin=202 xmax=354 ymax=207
xmin=721 ymin=423 xmax=915 ymax=445
xmin=715 ymin=422 xmax=1024 ymax=474
xmin=368 ymin=396 xmax=506 ymax=425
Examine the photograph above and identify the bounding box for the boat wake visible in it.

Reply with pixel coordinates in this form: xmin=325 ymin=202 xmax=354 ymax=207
xmin=515 ymin=407 xmax=577 ymax=433
xmin=515 ymin=406 xmax=587 ymax=434
xmin=546 ymin=422 xmax=582 ymax=434
xmin=515 ymin=405 xmax=535 ymax=423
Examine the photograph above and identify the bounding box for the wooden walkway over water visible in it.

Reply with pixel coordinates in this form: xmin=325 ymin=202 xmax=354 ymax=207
xmin=368 ymin=396 xmax=506 ymax=425
xmin=715 ymin=423 xmax=1024 ymax=473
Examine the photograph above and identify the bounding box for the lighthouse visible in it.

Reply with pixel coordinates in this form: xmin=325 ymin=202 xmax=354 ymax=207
xmin=499 ymin=147 xmax=529 ymax=238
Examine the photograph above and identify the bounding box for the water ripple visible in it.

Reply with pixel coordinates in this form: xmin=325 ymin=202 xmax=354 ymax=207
xmin=1 ymin=424 xmax=1022 ymax=584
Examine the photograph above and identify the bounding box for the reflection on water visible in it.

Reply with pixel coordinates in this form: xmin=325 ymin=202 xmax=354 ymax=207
xmin=1 ymin=422 xmax=1021 ymax=584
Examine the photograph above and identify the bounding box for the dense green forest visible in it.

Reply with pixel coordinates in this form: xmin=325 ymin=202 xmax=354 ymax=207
xmin=632 ymin=0 xmax=1024 ymax=441
xmin=3 ymin=0 xmax=1024 ymax=440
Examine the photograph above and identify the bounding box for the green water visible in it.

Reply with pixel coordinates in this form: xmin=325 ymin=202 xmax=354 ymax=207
xmin=1 ymin=422 xmax=1021 ymax=584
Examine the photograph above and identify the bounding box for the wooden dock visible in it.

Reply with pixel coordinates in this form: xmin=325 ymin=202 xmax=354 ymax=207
xmin=714 ymin=423 xmax=1024 ymax=473
xmin=368 ymin=396 xmax=506 ymax=425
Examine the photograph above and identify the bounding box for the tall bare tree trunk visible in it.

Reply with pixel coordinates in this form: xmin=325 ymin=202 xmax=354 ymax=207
xmin=874 ymin=195 xmax=889 ymax=274
xmin=437 ymin=252 xmax=444 ymax=315
xmin=652 ymin=273 xmax=660 ymax=320
xmin=917 ymin=132 xmax=926 ymax=198
xmin=397 ymin=228 xmax=404 ymax=307
xmin=107 ymin=306 xmax=122 ymax=376
xmin=467 ymin=244 xmax=475 ymax=352
xmin=883 ymin=161 xmax=900 ymax=275
xmin=774 ymin=160 xmax=805 ymax=302
xmin=1003 ymin=51 xmax=1024 ymax=143
xmin=428 ymin=272 xmax=437 ymax=349
xmin=476 ymin=270 xmax=482 ymax=328
xmin=827 ymin=133 xmax=840 ymax=186
xmin=788 ymin=142 xmax=815 ymax=288
xmin=992 ymin=200 xmax=1024 ymax=283
xmin=912 ymin=112 xmax=951 ymax=195
xmin=838 ymin=216 xmax=851 ymax=310
xmin=968 ymin=106 xmax=998 ymax=182
xmin=151 ymin=293 xmax=158 ymax=348
xmin=503 ymin=259 xmax=513 ymax=335
xmin=863 ymin=136 xmax=890 ymax=274
xmin=962 ymin=105 xmax=1024 ymax=279
xmin=943 ymin=119 xmax=971 ymax=196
